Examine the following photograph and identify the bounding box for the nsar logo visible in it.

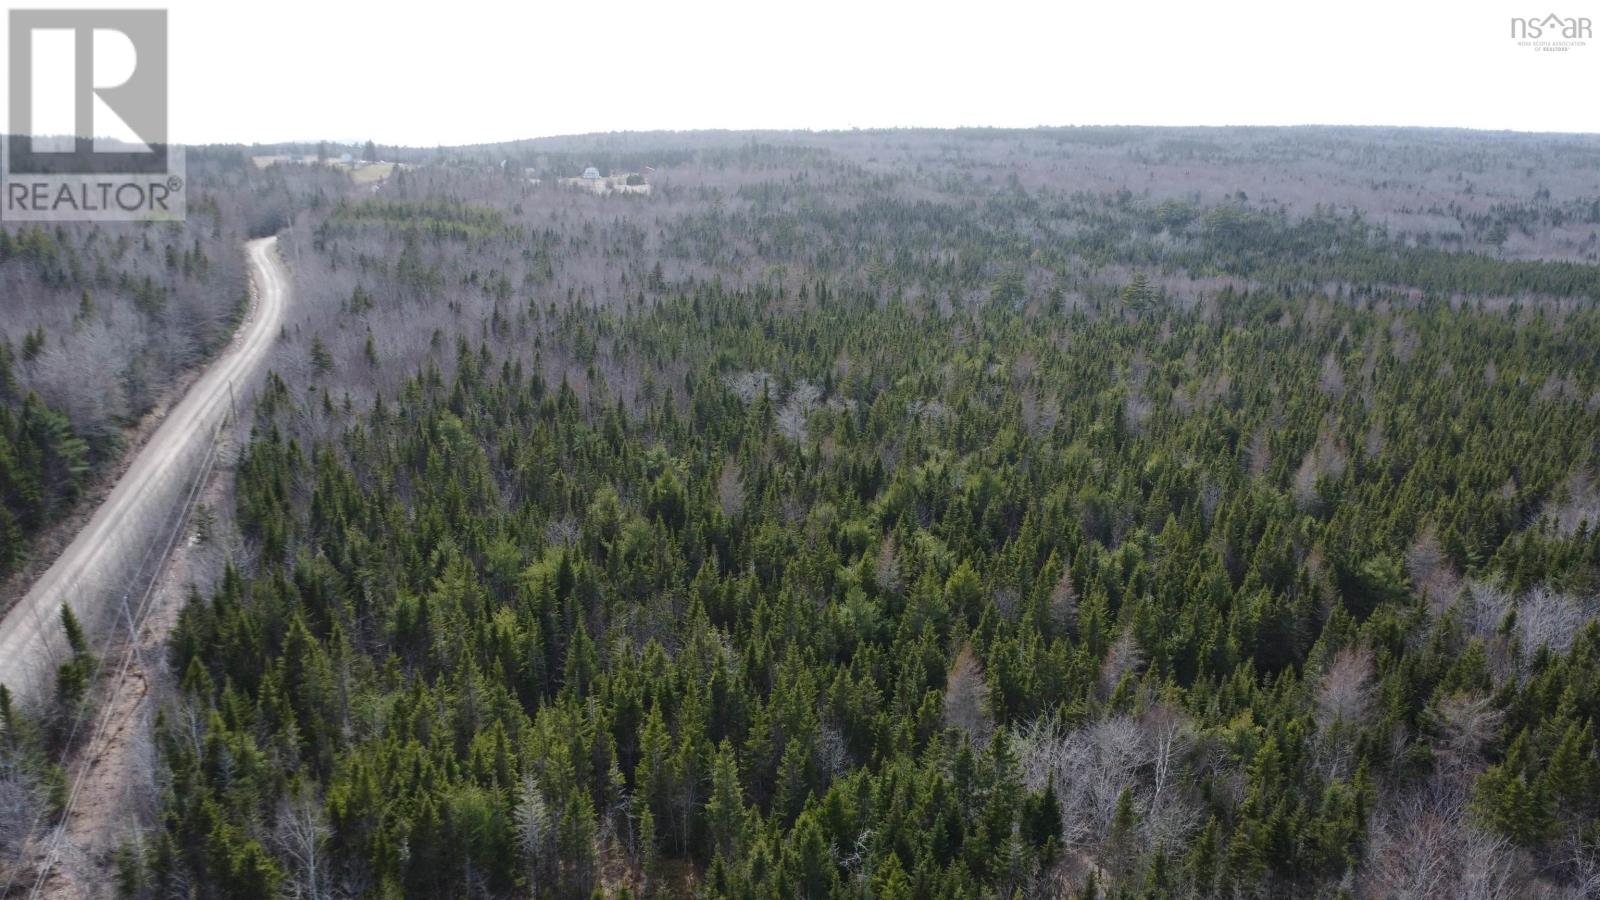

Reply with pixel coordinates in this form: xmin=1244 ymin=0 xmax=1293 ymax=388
xmin=1510 ymin=13 xmax=1592 ymax=52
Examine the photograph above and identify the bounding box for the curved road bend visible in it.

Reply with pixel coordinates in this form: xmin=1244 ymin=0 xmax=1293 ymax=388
xmin=0 ymin=236 xmax=288 ymax=701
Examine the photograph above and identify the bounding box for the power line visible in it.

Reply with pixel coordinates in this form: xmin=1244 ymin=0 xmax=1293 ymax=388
xmin=0 ymin=438 xmax=200 ymax=900
xmin=21 ymin=422 xmax=226 ymax=900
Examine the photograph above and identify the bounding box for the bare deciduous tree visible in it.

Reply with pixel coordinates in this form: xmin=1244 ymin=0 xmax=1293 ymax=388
xmin=1246 ymin=426 xmax=1272 ymax=478
xmin=1318 ymin=351 xmax=1346 ymax=398
xmin=1516 ymin=585 xmax=1595 ymax=658
xmin=545 ymin=516 xmax=579 ymax=547
xmin=717 ymin=460 xmax=744 ymax=519
xmin=1314 ymin=643 xmax=1376 ymax=779
xmin=1141 ymin=705 xmax=1198 ymax=849
xmin=1293 ymin=429 xmax=1348 ymax=509
xmin=516 ymin=777 xmax=557 ymax=894
xmin=1362 ymin=782 xmax=1526 ymax=900
xmin=1014 ymin=708 xmax=1201 ymax=856
xmin=1099 ymin=629 xmax=1145 ymax=698
xmin=274 ymin=788 xmax=331 ymax=900
xmin=775 ymin=381 xmax=821 ymax=443
xmin=0 ymin=757 xmax=42 ymax=860
xmin=1363 ymin=418 xmax=1386 ymax=460
xmin=28 ymin=315 xmax=136 ymax=441
xmin=816 ymin=722 xmax=851 ymax=777
xmin=943 ymin=643 xmax=993 ymax=742
xmin=993 ymin=585 xmax=1022 ymax=622
xmin=1362 ymin=786 xmax=1463 ymax=899
xmin=724 ymin=370 xmax=771 ymax=405
xmin=907 ymin=398 xmax=948 ymax=424
xmin=1020 ymin=387 xmax=1059 ymax=437
xmin=1540 ymin=470 xmax=1600 ymax=538
xmin=1425 ymin=692 xmax=1502 ymax=779
xmin=1048 ymin=569 xmax=1078 ymax=635
xmin=1463 ymin=580 xmax=1514 ymax=642
xmin=1122 ymin=386 xmax=1153 ymax=436
xmin=874 ymin=535 xmax=903 ymax=596
xmin=1316 ymin=643 xmax=1376 ymax=732
xmin=1406 ymin=526 xmax=1459 ymax=615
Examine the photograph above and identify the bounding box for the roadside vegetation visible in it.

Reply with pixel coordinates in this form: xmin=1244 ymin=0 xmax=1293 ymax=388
xmin=0 ymin=152 xmax=345 ymax=582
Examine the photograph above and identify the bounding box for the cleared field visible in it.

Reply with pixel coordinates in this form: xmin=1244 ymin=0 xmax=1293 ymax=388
xmin=350 ymin=162 xmax=395 ymax=184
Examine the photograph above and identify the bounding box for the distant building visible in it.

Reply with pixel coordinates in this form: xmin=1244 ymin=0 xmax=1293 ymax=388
xmin=560 ymin=166 xmax=652 ymax=196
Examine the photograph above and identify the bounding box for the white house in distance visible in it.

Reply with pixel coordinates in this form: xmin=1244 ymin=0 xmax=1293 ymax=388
xmin=560 ymin=165 xmax=652 ymax=196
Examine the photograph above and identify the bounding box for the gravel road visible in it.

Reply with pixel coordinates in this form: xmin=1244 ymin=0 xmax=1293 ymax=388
xmin=0 ymin=236 xmax=287 ymax=701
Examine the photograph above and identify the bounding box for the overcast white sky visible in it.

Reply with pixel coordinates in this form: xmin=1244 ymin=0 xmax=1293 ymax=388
xmin=5 ymin=0 xmax=1598 ymax=146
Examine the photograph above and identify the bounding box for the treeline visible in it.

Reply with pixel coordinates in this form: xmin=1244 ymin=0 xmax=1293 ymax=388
xmin=675 ymin=190 xmax=1600 ymax=303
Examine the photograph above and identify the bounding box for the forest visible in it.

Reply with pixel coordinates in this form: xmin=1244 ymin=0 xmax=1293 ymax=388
xmin=3 ymin=126 xmax=1600 ymax=898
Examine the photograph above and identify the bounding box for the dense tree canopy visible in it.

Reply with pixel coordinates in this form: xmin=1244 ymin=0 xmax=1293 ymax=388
xmin=5 ymin=127 xmax=1600 ymax=898
xmin=160 ymin=284 xmax=1600 ymax=896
